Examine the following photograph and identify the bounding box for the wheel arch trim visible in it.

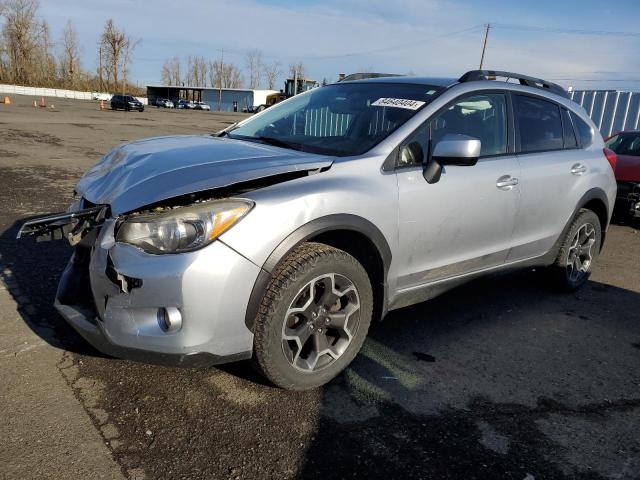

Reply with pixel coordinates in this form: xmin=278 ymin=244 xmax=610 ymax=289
xmin=544 ymin=187 xmax=610 ymax=264
xmin=243 ymin=214 xmax=392 ymax=332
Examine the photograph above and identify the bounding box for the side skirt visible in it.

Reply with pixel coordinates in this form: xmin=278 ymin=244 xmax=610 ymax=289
xmin=388 ymin=252 xmax=553 ymax=311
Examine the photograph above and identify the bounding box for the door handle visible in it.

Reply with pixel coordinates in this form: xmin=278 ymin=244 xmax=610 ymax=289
xmin=570 ymin=163 xmax=587 ymax=175
xmin=496 ymin=175 xmax=519 ymax=190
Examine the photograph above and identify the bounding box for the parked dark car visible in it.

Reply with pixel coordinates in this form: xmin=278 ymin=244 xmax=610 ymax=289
xmin=605 ymin=130 xmax=640 ymax=219
xmin=177 ymin=100 xmax=195 ymax=109
xmin=242 ymin=104 xmax=267 ymax=114
xmin=111 ymin=95 xmax=144 ymax=112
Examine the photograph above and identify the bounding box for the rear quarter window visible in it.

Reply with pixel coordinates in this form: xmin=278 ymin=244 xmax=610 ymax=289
xmin=569 ymin=111 xmax=595 ymax=148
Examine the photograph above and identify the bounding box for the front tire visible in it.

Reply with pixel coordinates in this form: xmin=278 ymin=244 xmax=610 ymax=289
xmin=546 ymin=209 xmax=601 ymax=292
xmin=252 ymin=242 xmax=373 ymax=390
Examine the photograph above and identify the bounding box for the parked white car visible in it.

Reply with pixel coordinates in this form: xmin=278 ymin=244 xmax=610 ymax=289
xmin=92 ymin=92 xmax=111 ymax=101
xmin=194 ymin=101 xmax=211 ymax=111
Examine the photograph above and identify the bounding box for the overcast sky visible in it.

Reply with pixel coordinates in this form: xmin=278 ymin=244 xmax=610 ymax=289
xmin=38 ymin=0 xmax=640 ymax=91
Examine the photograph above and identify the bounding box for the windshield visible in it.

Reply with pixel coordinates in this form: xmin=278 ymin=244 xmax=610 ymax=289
xmin=606 ymin=133 xmax=640 ymax=157
xmin=227 ymin=82 xmax=443 ymax=156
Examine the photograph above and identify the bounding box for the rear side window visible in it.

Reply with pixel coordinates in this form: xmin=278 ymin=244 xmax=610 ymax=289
xmin=570 ymin=112 xmax=595 ymax=148
xmin=514 ymin=95 xmax=563 ymax=152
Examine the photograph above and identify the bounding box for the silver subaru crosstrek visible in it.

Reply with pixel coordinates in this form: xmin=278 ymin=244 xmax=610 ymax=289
xmin=20 ymin=70 xmax=617 ymax=390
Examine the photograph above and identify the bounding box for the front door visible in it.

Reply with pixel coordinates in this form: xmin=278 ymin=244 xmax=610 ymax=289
xmin=395 ymin=92 xmax=520 ymax=291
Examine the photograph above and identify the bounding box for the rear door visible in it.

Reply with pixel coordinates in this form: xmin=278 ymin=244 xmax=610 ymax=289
xmin=508 ymin=94 xmax=589 ymax=260
xmin=395 ymin=91 xmax=521 ymax=290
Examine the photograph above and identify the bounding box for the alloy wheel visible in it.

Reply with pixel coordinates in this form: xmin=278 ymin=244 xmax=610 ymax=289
xmin=566 ymin=223 xmax=596 ymax=282
xmin=281 ymin=273 xmax=360 ymax=372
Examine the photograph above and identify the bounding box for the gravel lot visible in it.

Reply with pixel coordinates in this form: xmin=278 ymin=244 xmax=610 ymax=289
xmin=1 ymin=95 xmax=639 ymax=480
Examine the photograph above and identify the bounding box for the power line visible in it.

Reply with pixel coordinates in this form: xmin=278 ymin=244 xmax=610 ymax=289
xmin=492 ymin=23 xmax=640 ymax=38
xmin=307 ymin=24 xmax=484 ymax=60
xmin=549 ymin=78 xmax=640 ymax=82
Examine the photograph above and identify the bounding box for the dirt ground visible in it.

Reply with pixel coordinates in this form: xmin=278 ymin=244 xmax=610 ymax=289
xmin=1 ymin=95 xmax=639 ymax=480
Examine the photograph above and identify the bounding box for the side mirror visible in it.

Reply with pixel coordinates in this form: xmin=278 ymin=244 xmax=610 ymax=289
xmin=423 ymin=134 xmax=481 ymax=183
xmin=432 ymin=134 xmax=481 ymax=166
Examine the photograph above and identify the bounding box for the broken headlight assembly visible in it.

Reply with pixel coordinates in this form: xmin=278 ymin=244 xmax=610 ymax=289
xmin=116 ymin=199 xmax=253 ymax=254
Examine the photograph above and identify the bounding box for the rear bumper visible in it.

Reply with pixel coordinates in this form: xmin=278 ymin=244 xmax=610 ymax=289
xmin=55 ymin=219 xmax=260 ymax=366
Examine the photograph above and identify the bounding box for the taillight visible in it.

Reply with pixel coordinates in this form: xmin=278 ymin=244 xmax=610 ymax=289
xmin=603 ymin=148 xmax=617 ymax=171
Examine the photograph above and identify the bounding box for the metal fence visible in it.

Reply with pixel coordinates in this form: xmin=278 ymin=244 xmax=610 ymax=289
xmin=0 ymin=83 xmax=148 ymax=105
xmin=569 ymin=90 xmax=640 ymax=138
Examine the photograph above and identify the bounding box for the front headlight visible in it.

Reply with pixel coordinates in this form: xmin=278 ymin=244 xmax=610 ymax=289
xmin=116 ymin=199 xmax=253 ymax=254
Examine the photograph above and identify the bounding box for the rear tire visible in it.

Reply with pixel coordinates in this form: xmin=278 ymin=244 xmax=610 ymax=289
xmin=545 ymin=209 xmax=601 ymax=292
xmin=252 ymin=242 xmax=373 ymax=390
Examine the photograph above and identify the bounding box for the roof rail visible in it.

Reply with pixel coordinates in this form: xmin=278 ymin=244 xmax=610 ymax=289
xmin=458 ymin=70 xmax=568 ymax=98
xmin=339 ymin=72 xmax=403 ymax=82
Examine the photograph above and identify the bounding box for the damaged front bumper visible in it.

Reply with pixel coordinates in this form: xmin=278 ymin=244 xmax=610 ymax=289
xmin=616 ymin=182 xmax=640 ymax=218
xmin=43 ymin=215 xmax=260 ymax=366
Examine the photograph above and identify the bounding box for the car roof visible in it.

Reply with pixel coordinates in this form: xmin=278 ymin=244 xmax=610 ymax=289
xmin=339 ymin=76 xmax=458 ymax=87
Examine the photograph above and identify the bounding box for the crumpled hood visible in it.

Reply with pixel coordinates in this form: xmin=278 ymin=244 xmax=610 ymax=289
xmin=615 ymin=154 xmax=640 ymax=182
xmin=76 ymin=135 xmax=333 ymax=214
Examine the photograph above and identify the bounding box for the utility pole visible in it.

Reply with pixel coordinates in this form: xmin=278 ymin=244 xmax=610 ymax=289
xmin=479 ymin=23 xmax=491 ymax=69
xmin=218 ymin=48 xmax=223 ymax=111
xmin=98 ymin=45 xmax=103 ymax=92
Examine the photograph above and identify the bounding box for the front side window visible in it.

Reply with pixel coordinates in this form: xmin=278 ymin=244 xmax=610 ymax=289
xmin=514 ymin=95 xmax=563 ymax=153
xmin=397 ymin=93 xmax=507 ymax=167
xmin=227 ymin=83 xmax=443 ymax=157
xmin=431 ymin=93 xmax=507 ymax=157
xmin=606 ymin=133 xmax=640 ymax=156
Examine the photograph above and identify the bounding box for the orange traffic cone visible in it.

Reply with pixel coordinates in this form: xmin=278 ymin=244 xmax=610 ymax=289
xmin=2 ymin=96 xmax=9 ymax=104
xmin=40 ymin=96 xmax=46 ymax=108
xmin=100 ymin=99 xmax=105 ymax=110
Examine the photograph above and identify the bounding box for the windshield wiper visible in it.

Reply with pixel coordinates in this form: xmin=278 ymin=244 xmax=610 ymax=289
xmin=227 ymin=133 xmax=302 ymax=151
xmin=253 ymin=136 xmax=301 ymax=150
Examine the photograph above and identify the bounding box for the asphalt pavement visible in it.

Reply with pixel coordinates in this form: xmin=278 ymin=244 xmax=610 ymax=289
xmin=1 ymin=96 xmax=639 ymax=480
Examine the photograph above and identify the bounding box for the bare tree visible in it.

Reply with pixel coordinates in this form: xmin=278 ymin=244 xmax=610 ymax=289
xmin=0 ymin=0 xmax=41 ymax=84
xmin=58 ymin=20 xmax=80 ymax=88
xmin=161 ymin=56 xmax=181 ymax=86
xmin=263 ymin=60 xmax=281 ymax=90
xmin=207 ymin=59 xmax=217 ymax=88
xmin=209 ymin=59 xmax=243 ymax=89
xmin=98 ymin=19 xmax=138 ymax=92
xmin=34 ymin=19 xmax=56 ymax=86
xmin=0 ymin=2 xmax=143 ymax=93
xmin=185 ymin=55 xmax=207 ymax=86
xmin=289 ymin=61 xmax=305 ymax=80
xmin=245 ymin=49 xmax=263 ymax=89
xmin=120 ymin=34 xmax=140 ymax=95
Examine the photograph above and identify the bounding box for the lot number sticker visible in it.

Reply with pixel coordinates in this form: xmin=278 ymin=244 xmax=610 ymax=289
xmin=372 ymin=98 xmax=425 ymax=110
